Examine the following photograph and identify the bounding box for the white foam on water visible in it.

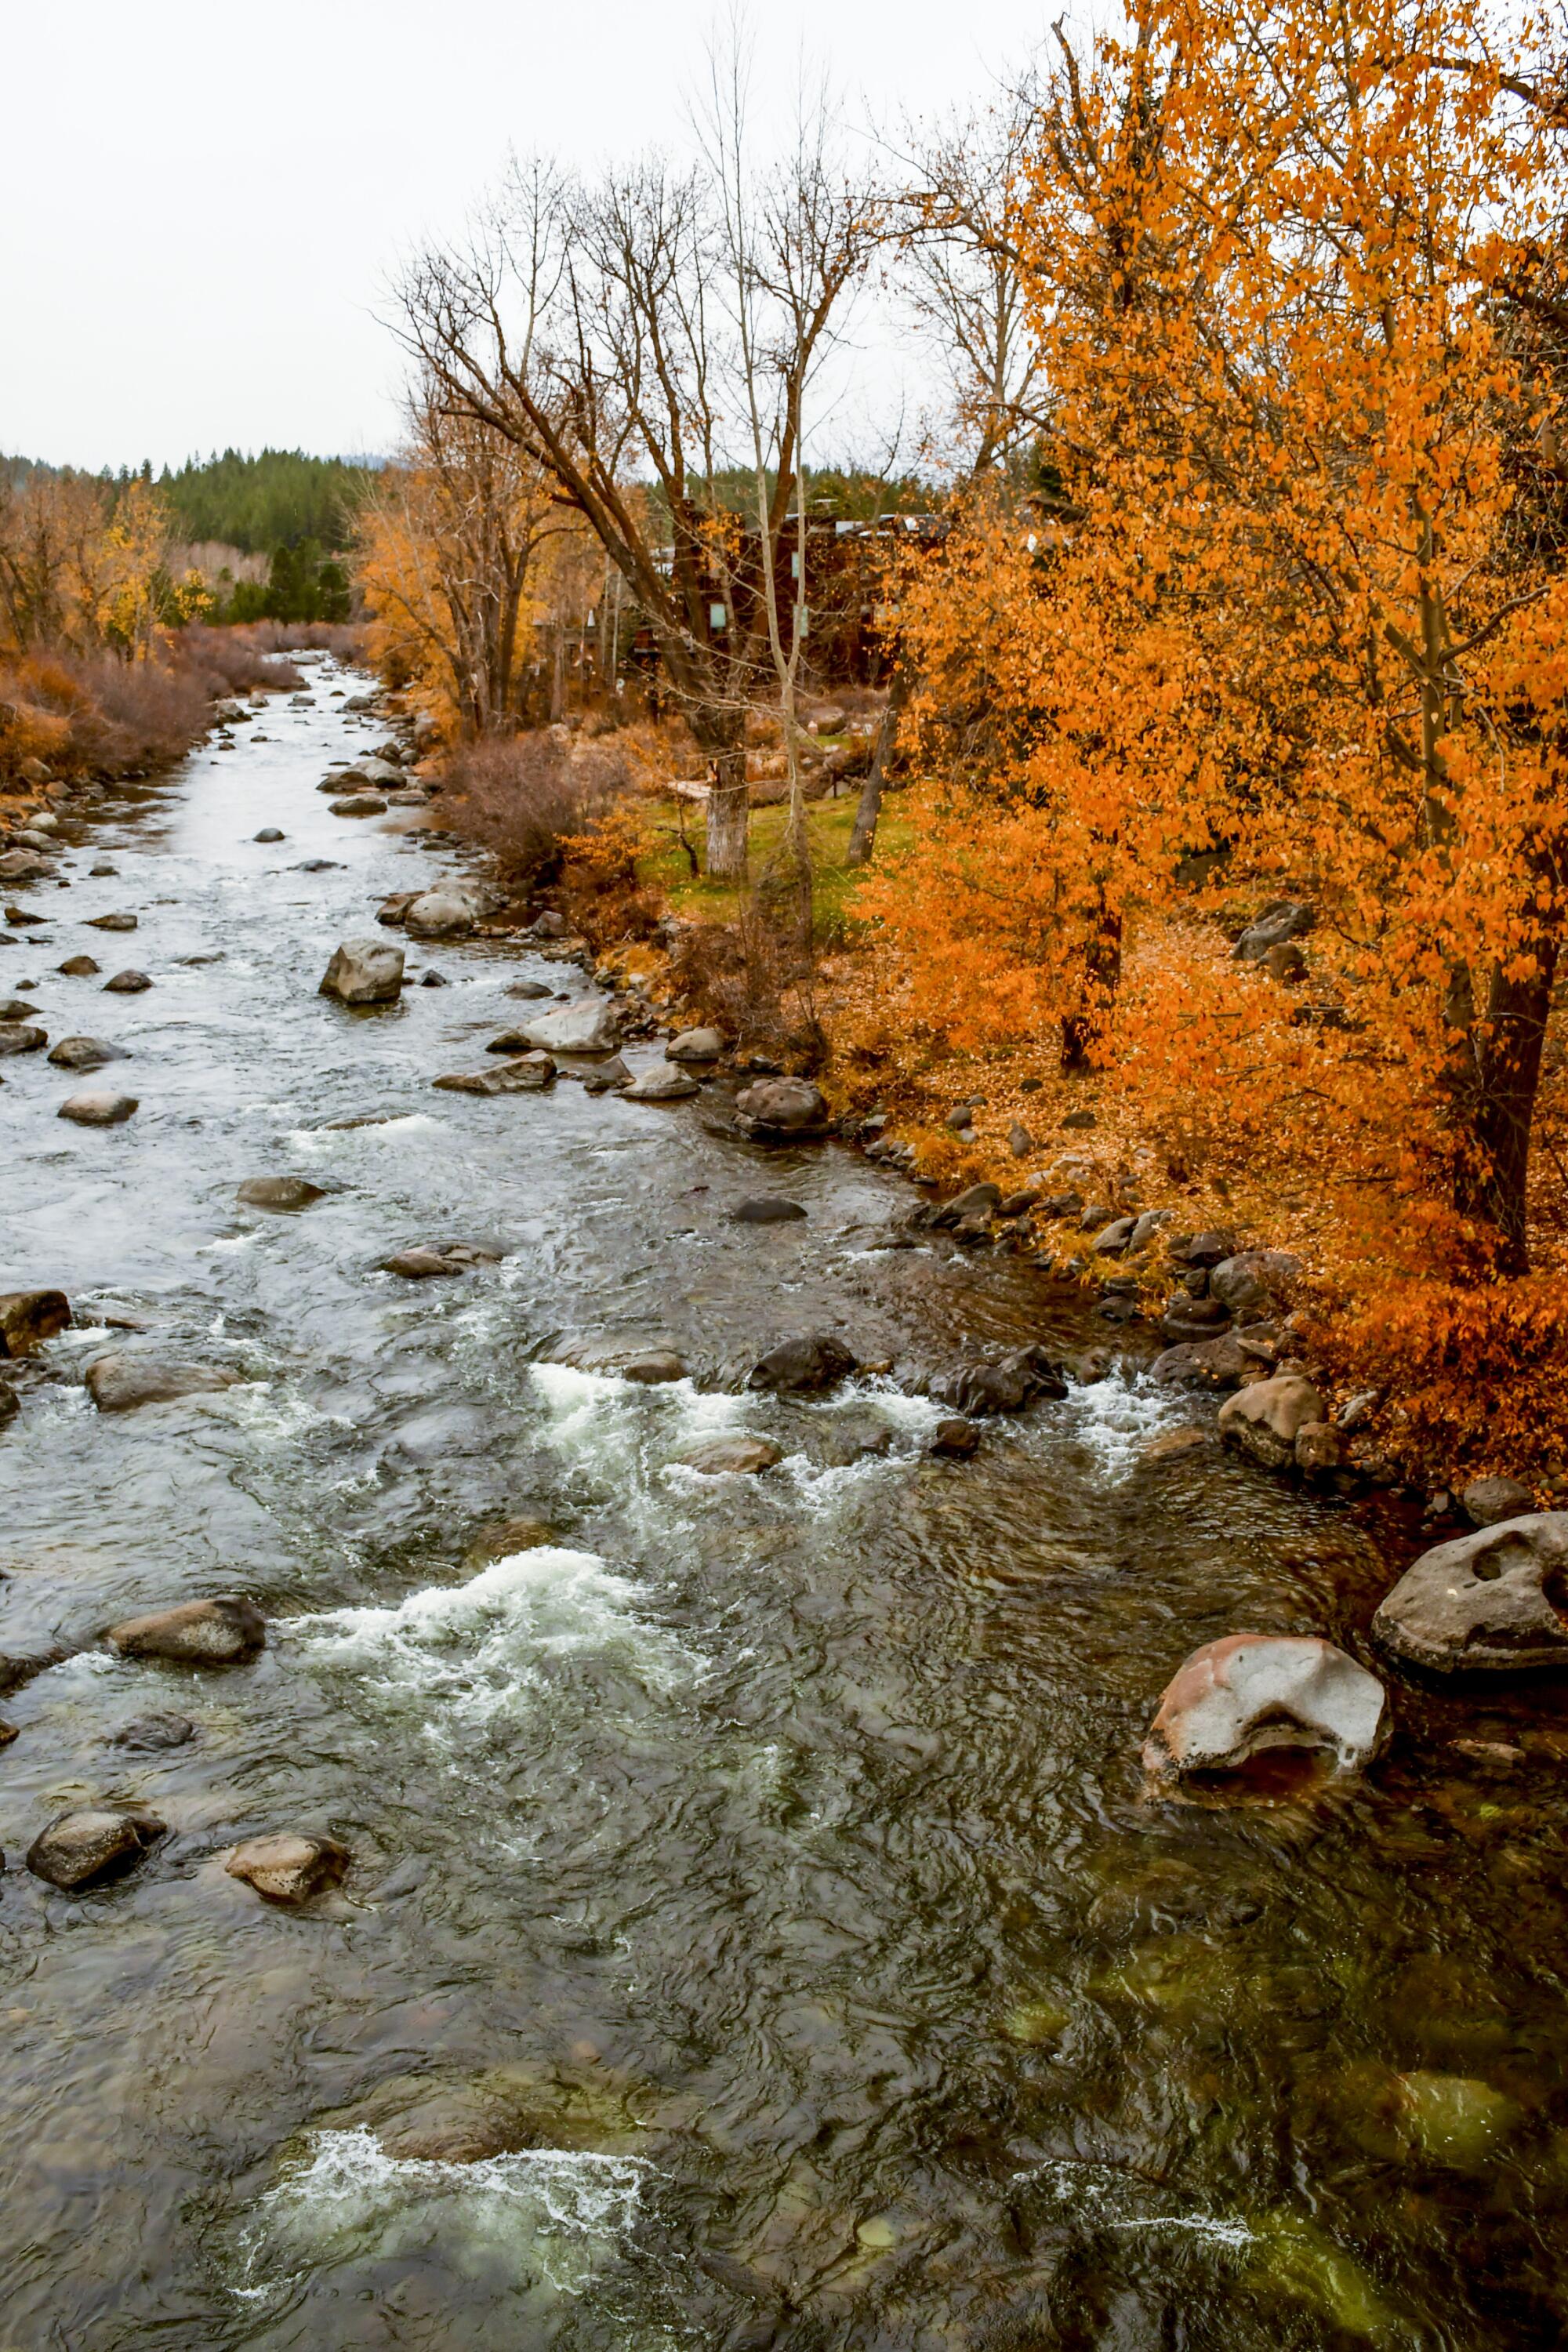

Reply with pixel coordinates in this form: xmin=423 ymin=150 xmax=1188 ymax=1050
xmin=200 ymin=1235 xmax=256 ymax=1255
xmin=288 ymin=1112 xmax=442 ymax=1152
xmin=1056 ymin=1369 xmax=1179 ymax=1479
xmin=291 ymin=1544 xmax=692 ymax=1722
xmin=236 ymin=2125 xmax=649 ymax=2300
xmin=1007 ymin=2158 xmax=1253 ymax=2251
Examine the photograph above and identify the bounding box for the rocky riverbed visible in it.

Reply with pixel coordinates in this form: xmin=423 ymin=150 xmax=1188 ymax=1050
xmin=4 ymin=667 xmax=1568 ymax=2349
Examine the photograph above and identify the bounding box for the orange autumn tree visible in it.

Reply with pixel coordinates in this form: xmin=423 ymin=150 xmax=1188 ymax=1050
xmin=867 ymin=0 xmax=1568 ymax=1300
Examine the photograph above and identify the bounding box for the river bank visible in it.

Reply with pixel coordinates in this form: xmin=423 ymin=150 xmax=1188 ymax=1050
xmin=5 ymin=677 xmax=1568 ymax=2348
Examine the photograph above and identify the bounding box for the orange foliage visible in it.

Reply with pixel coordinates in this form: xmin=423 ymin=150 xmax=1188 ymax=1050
xmin=837 ymin=0 xmax=1568 ymax=1466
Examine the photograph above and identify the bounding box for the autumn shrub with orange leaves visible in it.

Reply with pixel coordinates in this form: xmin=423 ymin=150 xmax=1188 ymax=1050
xmin=848 ymin=0 xmax=1568 ymax=1474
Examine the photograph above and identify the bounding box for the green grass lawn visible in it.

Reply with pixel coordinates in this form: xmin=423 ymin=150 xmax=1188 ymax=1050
xmin=640 ymin=790 xmax=910 ymax=933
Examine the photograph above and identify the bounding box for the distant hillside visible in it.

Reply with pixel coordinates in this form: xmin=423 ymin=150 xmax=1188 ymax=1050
xmin=158 ymin=448 xmax=376 ymax=553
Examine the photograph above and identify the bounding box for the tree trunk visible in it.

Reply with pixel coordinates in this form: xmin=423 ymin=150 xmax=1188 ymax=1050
xmin=1454 ymin=933 xmax=1559 ymax=1275
xmin=847 ymin=662 xmax=911 ymax=866
xmin=550 ymin=625 xmax=565 ymax=723
xmin=1061 ymin=903 xmax=1123 ymax=1074
xmin=706 ymin=744 xmax=750 ymax=880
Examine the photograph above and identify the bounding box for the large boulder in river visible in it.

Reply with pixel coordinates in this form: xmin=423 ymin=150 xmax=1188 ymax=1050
xmin=27 ymin=1809 xmax=166 ymax=1890
xmin=0 ymin=1290 xmax=70 ymax=1357
xmin=750 ymin=1334 xmax=857 ymax=1393
xmin=516 ymin=996 xmax=622 ymax=1055
xmin=1143 ymin=1635 xmax=1388 ymax=1791
xmin=1150 ymin=1334 xmax=1256 ymax=1389
xmin=1218 ymin=1375 xmax=1326 ymax=1469
xmin=404 ymin=890 xmax=477 ymax=940
xmin=85 ymin=1354 xmax=239 ymax=1411
xmin=237 ymin=1176 xmax=325 ymax=1210
xmin=1372 ymin=1514 xmax=1568 ymax=1673
xmin=675 ymin=1433 xmax=782 ymax=1475
xmin=108 ymin=1595 xmax=267 ymax=1665
xmin=432 ymin=1053 xmax=555 ymax=1095
xmin=666 ymin=1027 xmax=724 ymax=1063
xmin=319 ymin=938 xmax=404 ymax=1004
xmin=226 ymin=1832 xmax=349 ymax=1905
xmin=328 ymin=793 xmax=387 ymax=817
xmin=58 ymin=1091 xmax=138 ymax=1127
xmin=0 ymin=1022 xmax=46 ymax=1056
xmin=382 ymin=1240 xmax=500 ymax=1279
xmin=623 ymin=1064 xmax=699 ymax=1102
xmin=932 ymin=1346 xmax=1068 ymax=1417
xmin=734 ymin=1076 xmax=829 ymax=1140
xmin=0 ymin=848 xmax=56 ymax=882
xmin=48 ymin=1036 xmax=128 ymax=1071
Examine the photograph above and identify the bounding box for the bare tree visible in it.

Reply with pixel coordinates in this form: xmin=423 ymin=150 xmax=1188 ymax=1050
xmin=847 ymin=85 xmax=1050 ymax=866
xmin=359 ymin=379 xmax=558 ymax=736
xmin=392 ymin=123 xmax=869 ymax=880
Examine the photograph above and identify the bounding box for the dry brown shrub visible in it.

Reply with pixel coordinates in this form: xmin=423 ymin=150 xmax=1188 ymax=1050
xmin=443 ymin=731 xmax=632 ymax=884
xmin=175 ymin=626 xmax=303 ymax=695
xmin=669 ymin=909 xmax=826 ymax=1069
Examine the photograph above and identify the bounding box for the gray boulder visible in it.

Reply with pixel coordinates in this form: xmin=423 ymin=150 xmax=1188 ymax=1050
xmin=666 ymin=1026 xmax=724 ymax=1062
xmin=108 ymin=1594 xmax=266 ymax=1664
xmin=1144 ymin=1634 xmax=1387 ymax=1788
xmin=85 ymin=1355 xmax=238 ymax=1410
xmin=319 ymin=938 xmax=404 ymax=1004
xmin=1210 ymin=1249 xmax=1301 ymax=1318
xmin=1150 ymin=1334 xmax=1256 ymax=1389
xmin=432 ymin=1053 xmax=555 ymax=1094
xmin=48 ymin=1036 xmax=127 ymax=1070
xmin=624 ymin=1064 xmax=699 ymax=1102
xmin=734 ymin=1076 xmax=829 ymax=1139
xmin=27 ymin=1809 xmax=166 ymax=1890
xmin=517 ymin=996 xmax=622 ymax=1055
xmin=103 ymin=970 xmax=152 ymax=993
xmin=226 ymin=1832 xmax=349 ymax=1904
xmin=85 ymin=912 xmax=138 ymax=931
xmin=328 ymin=793 xmax=387 ymax=817
xmin=1462 ymin=1476 xmax=1534 ymax=1528
xmin=404 ymin=890 xmax=477 ymax=940
xmin=931 ymin=1417 xmax=981 ymax=1458
xmin=750 ymin=1334 xmax=858 ymax=1393
xmin=0 ymin=1022 xmax=46 ymax=1056
xmin=58 ymin=1091 xmax=138 ymax=1126
xmin=0 ymin=848 xmax=56 ymax=881
xmin=1373 ymin=1514 xmax=1568 ymax=1672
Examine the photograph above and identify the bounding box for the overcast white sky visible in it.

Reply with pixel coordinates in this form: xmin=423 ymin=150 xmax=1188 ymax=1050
xmin=2 ymin=0 xmax=1047 ymax=474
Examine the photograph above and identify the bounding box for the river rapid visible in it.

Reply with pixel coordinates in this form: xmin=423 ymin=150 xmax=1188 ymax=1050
xmin=2 ymin=664 xmax=1567 ymax=2351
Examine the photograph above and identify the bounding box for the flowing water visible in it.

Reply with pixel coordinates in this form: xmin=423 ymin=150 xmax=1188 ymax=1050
xmin=3 ymin=669 xmax=1568 ymax=2351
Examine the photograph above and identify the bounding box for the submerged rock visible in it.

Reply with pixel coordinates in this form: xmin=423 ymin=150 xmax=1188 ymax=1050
xmin=85 ymin=1354 xmax=238 ymax=1410
xmin=111 ymin=1713 xmax=195 ymax=1750
xmin=730 ymin=1196 xmax=807 ymax=1223
xmin=0 ymin=1378 xmax=16 ymax=1425
xmin=48 ymin=1035 xmax=128 ymax=1069
xmin=0 ymin=1289 xmax=71 ymax=1357
xmin=1372 ymin=1512 xmax=1568 ymax=1672
xmin=58 ymin=1091 xmax=139 ymax=1126
xmin=1393 ymin=2070 xmax=1519 ymax=2169
xmin=1143 ymin=1634 xmax=1388 ymax=1792
xmin=319 ymin=938 xmax=404 ymax=1004
xmin=930 ymin=1417 xmax=981 ymax=1458
xmin=108 ymin=1595 xmax=267 ymax=1664
xmin=750 ymin=1334 xmax=857 ymax=1393
xmin=463 ymin=1516 xmax=557 ymax=1568
xmin=676 ymin=1433 xmax=782 ymax=1475
xmin=237 ymin=1176 xmax=326 ymax=1210
xmin=381 ymin=1240 xmax=500 ymax=1279
xmin=27 ymin=1808 xmax=167 ymax=1889
xmin=734 ymin=1075 xmax=829 ymax=1139
xmin=226 ymin=1833 xmax=349 ymax=1905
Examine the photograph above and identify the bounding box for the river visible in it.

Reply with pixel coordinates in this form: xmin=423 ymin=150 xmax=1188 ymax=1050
xmin=2 ymin=663 xmax=1566 ymax=2350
